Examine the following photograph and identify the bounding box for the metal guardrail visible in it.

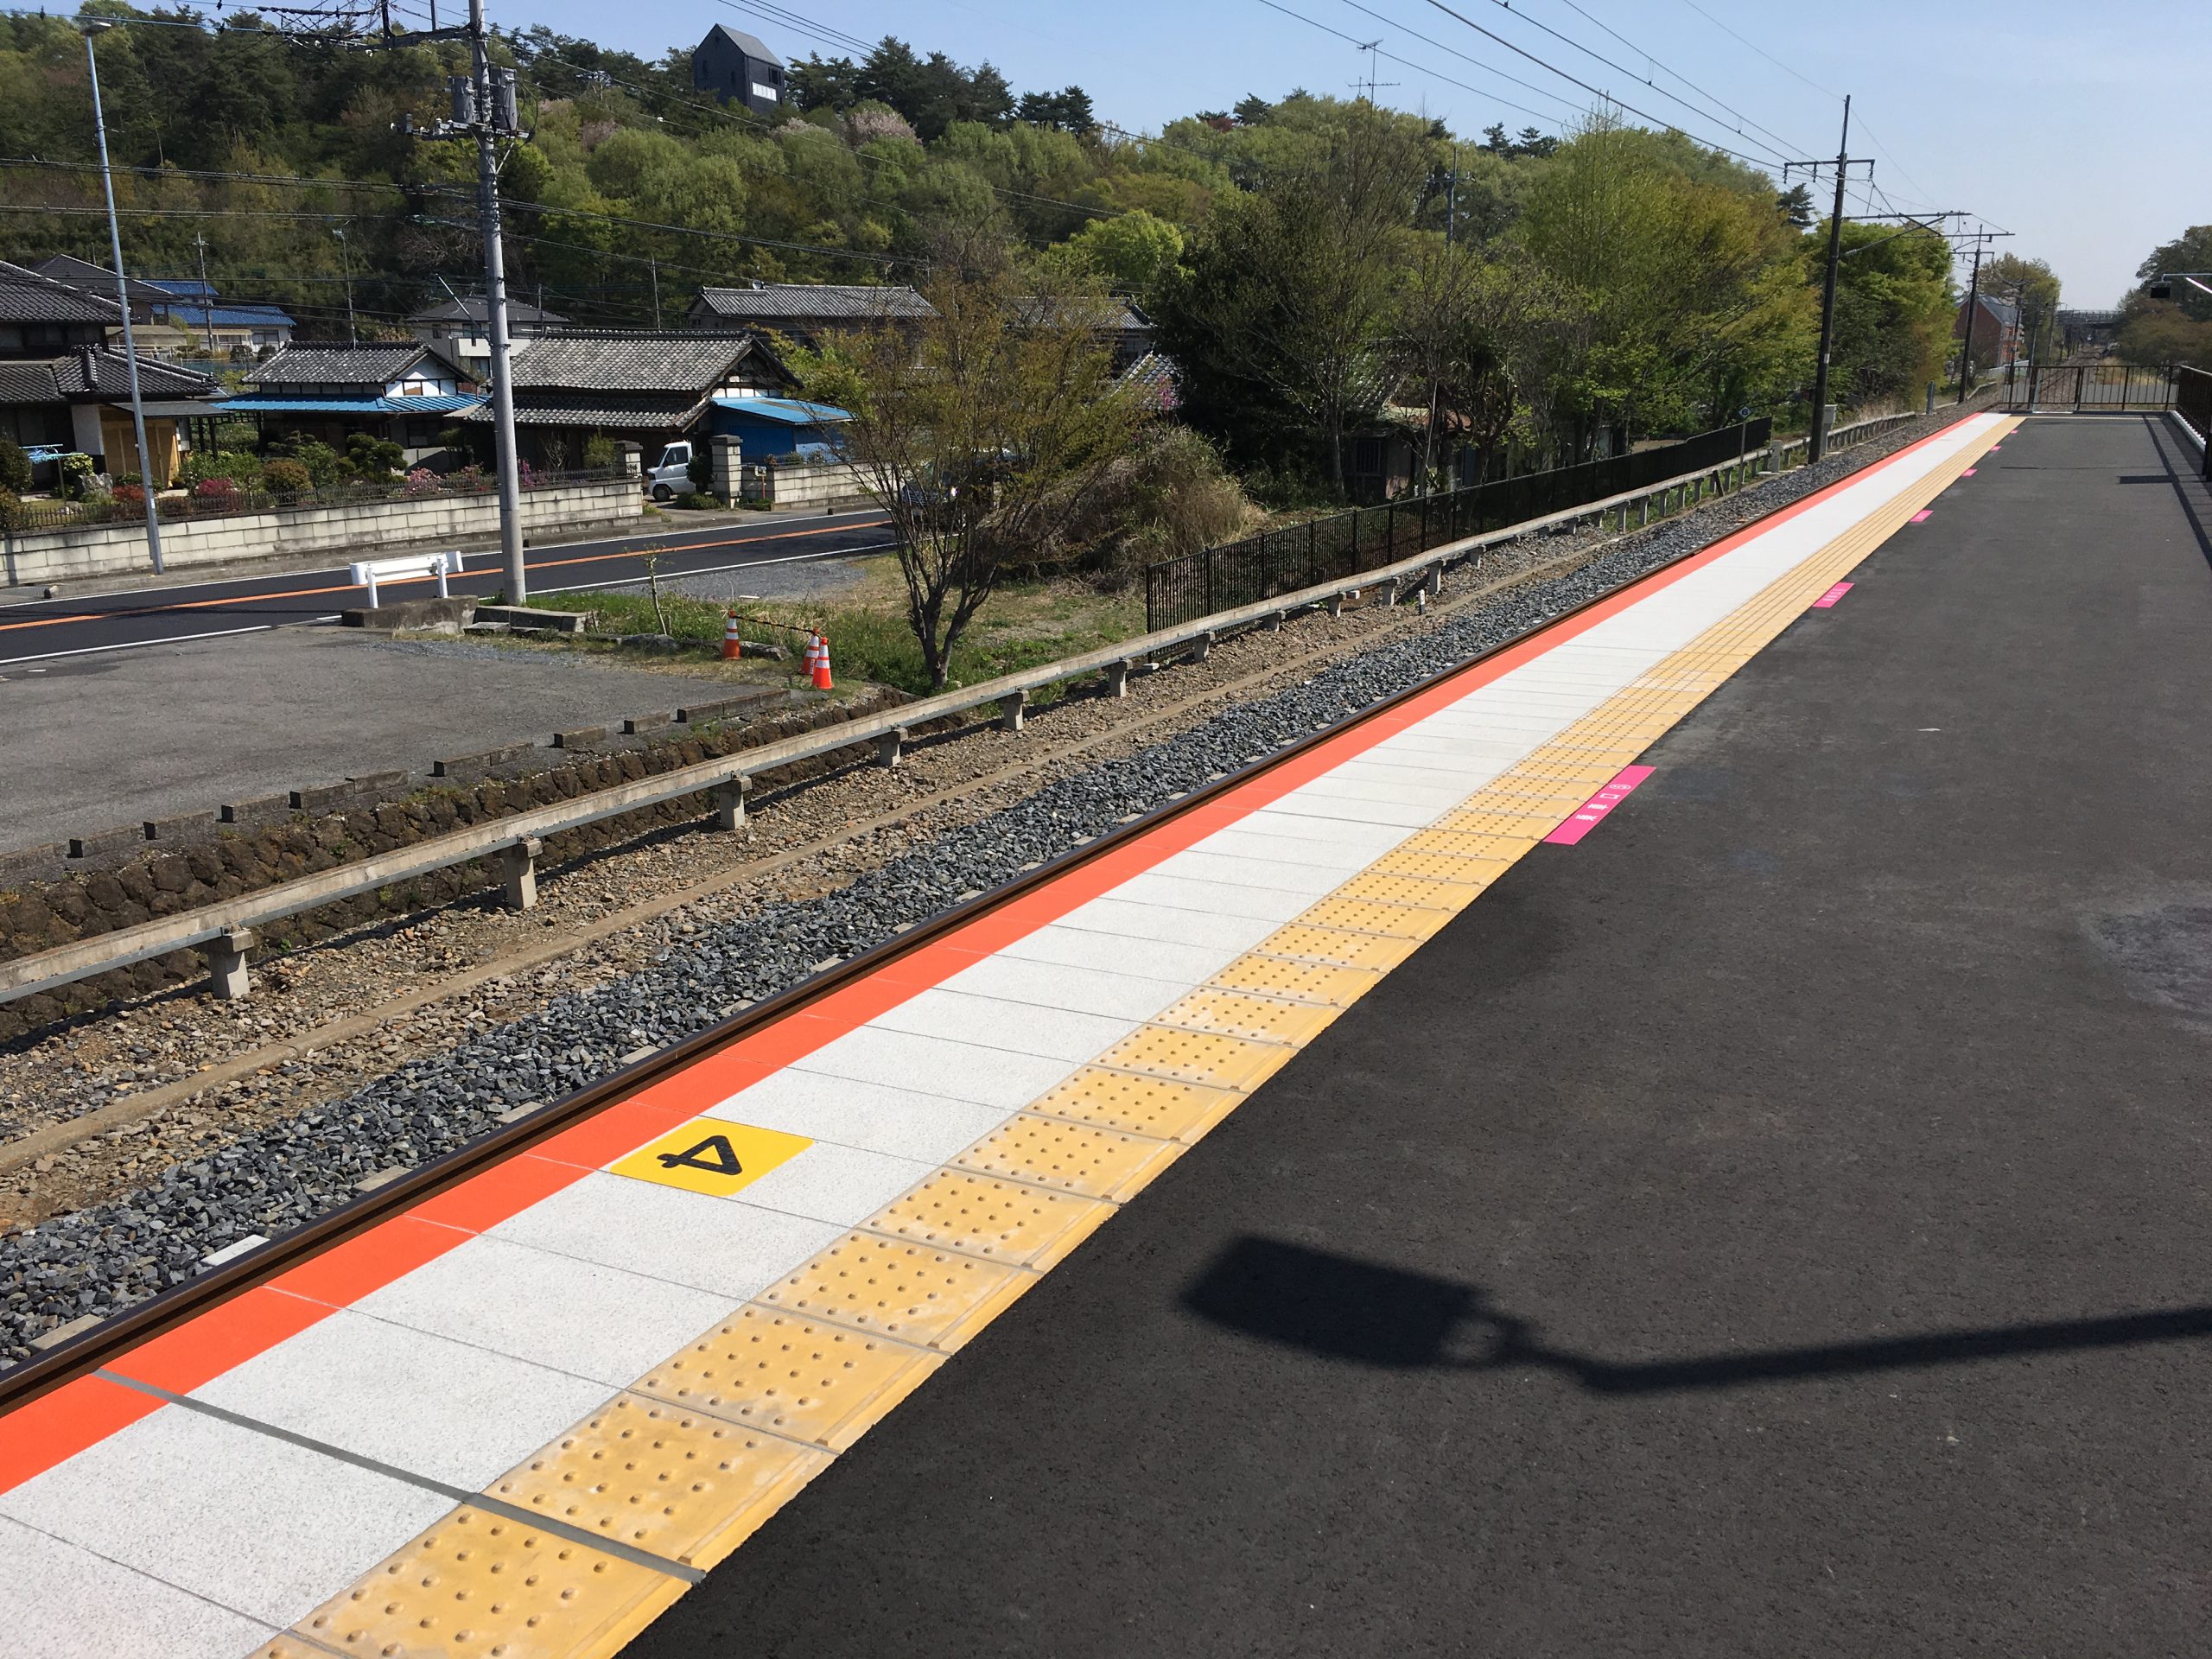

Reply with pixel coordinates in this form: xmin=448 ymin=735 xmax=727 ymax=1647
xmin=0 ymin=408 xmax=1927 ymax=1012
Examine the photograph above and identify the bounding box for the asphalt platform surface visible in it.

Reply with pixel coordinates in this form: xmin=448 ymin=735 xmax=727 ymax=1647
xmin=629 ymin=415 xmax=2212 ymax=1656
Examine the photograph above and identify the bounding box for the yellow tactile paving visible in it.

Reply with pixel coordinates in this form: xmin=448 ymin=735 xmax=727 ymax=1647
xmin=1027 ymin=1066 xmax=1245 ymax=1141
xmin=487 ymin=1394 xmax=830 ymax=1572
xmin=1333 ymin=870 xmax=1488 ymax=911
xmin=276 ymin=418 xmax=2015 ymax=1659
xmin=1151 ymin=988 xmax=1341 ymax=1047
xmin=1255 ymin=921 xmax=1429 ymax=971
xmin=1210 ymin=954 xmax=1384 ymax=1007
xmin=865 ymin=1170 xmax=1117 ymax=1268
xmin=1094 ymin=1023 xmax=1298 ymax=1092
xmin=632 ymin=1306 xmax=942 ymax=1451
xmin=951 ymin=1113 xmax=1185 ymax=1201
xmin=756 ymin=1232 xmax=1036 ymax=1351
xmin=1297 ymin=893 xmax=1457 ymax=937
xmin=281 ymin=1504 xmax=681 ymax=1659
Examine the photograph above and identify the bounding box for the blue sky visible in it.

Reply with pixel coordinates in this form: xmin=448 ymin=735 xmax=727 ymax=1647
xmin=499 ymin=0 xmax=2208 ymax=305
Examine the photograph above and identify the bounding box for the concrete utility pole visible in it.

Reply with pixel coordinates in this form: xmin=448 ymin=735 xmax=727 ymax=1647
xmin=1952 ymin=228 xmax=2011 ymax=404
xmin=467 ymin=0 xmax=527 ymax=602
xmin=399 ymin=3 xmax=528 ymax=598
xmin=194 ymin=233 xmax=215 ymax=353
xmin=82 ymin=21 xmax=163 ymax=575
xmin=1806 ymin=95 xmax=1852 ymax=465
xmin=332 ymin=226 xmax=357 ymax=346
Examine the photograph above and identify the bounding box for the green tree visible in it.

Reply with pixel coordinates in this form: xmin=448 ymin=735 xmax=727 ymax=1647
xmin=1057 ymin=209 xmax=1183 ymax=292
xmin=790 ymin=242 xmax=1151 ymax=689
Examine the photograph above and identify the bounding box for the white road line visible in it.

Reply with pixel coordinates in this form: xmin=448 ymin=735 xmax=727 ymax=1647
xmin=0 ymin=622 xmax=285 ymax=666
xmin=0 ymin=512 xmax=890 ymax=614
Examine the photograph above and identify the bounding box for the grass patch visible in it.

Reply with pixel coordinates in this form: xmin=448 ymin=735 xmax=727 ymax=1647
xmin=536 ymin=553 xmax=1147 ymax=697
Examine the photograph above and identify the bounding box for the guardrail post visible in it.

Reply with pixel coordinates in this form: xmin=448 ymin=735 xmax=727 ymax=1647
xmin=875 ymin=727 xmax=908 ymax=768
xmin=997 ymin=690 xmax=1027 ymax=732
xmin=709 ymin=775 xmax=752 ymax=831
xmin=1103 ymin=658 xmax=1134 ymax=698
xmin=207 ymin=927 xmax=257 ymax=1001
xmin=501 ymin=837 xmax=542 ymax=910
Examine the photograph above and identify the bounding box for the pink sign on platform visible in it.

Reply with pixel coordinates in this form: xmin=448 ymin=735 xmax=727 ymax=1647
xmin=1910 ymin=510 xmax=1934 ymax=523
xmin=1962 ymin=467 xmax=1978 ymax=476
xmin=1544 ymin=765 xmax=1656 ymax=845
xmin=1812 ymin=582 xmax=1853 ymax=608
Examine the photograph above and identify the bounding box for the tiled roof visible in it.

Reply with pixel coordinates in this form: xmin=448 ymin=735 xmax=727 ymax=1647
xmin=1119 ymin=350 xmax=1179 ymax=405
xmin=0 ymin=259 xmax=122 ymax=323
xmin=693 ymin=283 xmax=936 ymax=322
xmin=1015 ymin=296 xmax=1152 ymax=333
xmin=458 ymin=391 xmax=709 ymax=429
xmin=409 ymin=296 xmax=568 ymax=325
xmin=250 ymin=343 xmax=433 ymax=388
xmin=0 ymin=348 xmax=218 ymax=404
xmin=505 ymin=331 xmax=775 ymax=393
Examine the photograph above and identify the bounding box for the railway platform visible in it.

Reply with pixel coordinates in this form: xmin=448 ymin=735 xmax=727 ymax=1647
xmin=7 ymin=408 xmax=2209 ymax=1656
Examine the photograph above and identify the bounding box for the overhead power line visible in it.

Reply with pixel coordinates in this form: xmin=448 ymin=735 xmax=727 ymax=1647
xmin=1534 ymin=0 xmax=1809 ymax=158
xmin=1254 ymin=0 xmax=1575 ymax=129
xmin=1411 ymin=0 xmax=1790 ymax=173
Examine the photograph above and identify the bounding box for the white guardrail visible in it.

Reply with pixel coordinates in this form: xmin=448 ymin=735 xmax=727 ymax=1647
xmin=0 ymin=413 xmax=1920 ymax=1008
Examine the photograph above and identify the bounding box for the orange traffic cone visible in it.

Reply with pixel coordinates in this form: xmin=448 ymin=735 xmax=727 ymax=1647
xmin=808 ymin=631 xmax=834 ymax=690
xmin=721 ymin=609 xmax=742 ymax=661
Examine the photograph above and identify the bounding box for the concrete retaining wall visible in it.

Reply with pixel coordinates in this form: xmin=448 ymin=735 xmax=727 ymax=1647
xmin=740 ymin=461 xmax=878 ymax=512
xmin=1 ymin=478 xmax=643 ymax=589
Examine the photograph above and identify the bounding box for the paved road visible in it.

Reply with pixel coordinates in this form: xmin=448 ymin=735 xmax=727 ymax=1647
xmin=630 ymin=416 xmax=2212 ymax=1655
xmin=0 ymin=508 xmax=891 ymax=665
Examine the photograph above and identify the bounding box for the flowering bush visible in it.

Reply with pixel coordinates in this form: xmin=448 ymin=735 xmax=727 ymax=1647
xmin=111 ymin=483 xmax=145 ymax=510
xmin=404 ymin=467 xmax=442 ymax=495
xmin=190 ymin=477 xmax=242 ymax=513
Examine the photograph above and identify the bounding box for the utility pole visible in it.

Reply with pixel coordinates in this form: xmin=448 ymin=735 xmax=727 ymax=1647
xmin=332 ymin=226 xmax=357 ymax=346
xmin=193 ymin=232 xmax=215 ymax=353
xmin=82 ymin=21 xmax=163 ymax=575
xmin=397 ymin=0 xmax=527 ymax=598
xmin=650 ymin=257 xmax=662 ymax=329
xmin=1801 ymin=95 xmax=1866 ymax=465
xmin=1953 ymin=228 xmax=2012 ymax=404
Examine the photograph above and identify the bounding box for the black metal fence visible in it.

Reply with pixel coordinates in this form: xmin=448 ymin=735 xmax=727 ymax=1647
xmin=1144 ymin=419 xmax=1771 ymax=632
xmin=1996 ymin=363 xmax=2177 ymax=411
xmin=2174 ymin=366 xmax=2212 ymax=478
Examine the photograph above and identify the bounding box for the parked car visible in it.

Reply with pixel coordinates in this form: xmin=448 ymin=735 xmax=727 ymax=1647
xmin=644 ymin=440 xmax=695 ymax=502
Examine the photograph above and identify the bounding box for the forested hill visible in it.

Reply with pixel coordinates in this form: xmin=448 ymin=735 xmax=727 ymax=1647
xmin=0 ymin=8 xmax=1225 ymax=335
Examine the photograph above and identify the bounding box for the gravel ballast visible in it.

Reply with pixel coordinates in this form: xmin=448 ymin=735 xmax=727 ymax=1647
xmin=0 ymin=416 xmax=1983 ymax=1366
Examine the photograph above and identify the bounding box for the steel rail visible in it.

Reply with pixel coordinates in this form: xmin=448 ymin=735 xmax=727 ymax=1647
xmin=0 ymin=411 xmax=1961 ymax=1413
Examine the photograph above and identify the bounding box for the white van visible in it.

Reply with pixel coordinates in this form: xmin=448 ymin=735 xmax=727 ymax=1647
xmin=645 ymin=441 xmax=695 ymax=502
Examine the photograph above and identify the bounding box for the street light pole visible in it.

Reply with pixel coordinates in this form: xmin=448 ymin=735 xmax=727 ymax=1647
xmin=82 ymin=21 xmax=163 ymax=575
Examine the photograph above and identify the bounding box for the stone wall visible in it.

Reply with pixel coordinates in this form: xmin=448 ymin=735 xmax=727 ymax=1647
xmin=0 ymin=687 xmax=937 ymax=1043
xmin=1 ymin=478 xmax=642 ymax=590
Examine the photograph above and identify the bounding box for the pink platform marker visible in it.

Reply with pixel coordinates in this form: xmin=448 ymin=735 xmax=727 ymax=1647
xmin=1812 ymin=582 xmax=1853 ymax=608
xmin=1962 ymin=467 xmax=1978 ymax=476
xmin=1910 ymin=509 xmax=1934 ymax=523
xmin=1544 ymin=765 xmax=1655 ymax=845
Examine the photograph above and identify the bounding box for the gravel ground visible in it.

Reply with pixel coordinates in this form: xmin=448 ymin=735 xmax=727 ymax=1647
xmin=0 ymin=415 xmax=1977 ymax=1365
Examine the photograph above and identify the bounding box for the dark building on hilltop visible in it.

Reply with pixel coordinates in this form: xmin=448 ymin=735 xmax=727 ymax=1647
xmin=691 ymin=26 xmax=785 ymax=117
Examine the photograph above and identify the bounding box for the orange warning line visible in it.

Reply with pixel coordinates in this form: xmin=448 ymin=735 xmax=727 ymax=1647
xmin=0 ymin=515 xmax=890 ymax=634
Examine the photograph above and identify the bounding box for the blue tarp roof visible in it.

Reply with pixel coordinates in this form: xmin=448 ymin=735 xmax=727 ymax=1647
xmin=220 ymin=393 xmax=481 ymax=415
xmin=710 ymin=397 xmax=850 ymax=425
xmin=156 ymin=302 xmax=296 ymax=328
